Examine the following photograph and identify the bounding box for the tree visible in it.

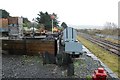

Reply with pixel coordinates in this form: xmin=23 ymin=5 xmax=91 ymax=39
xmin=52 ymin=13 xmax=59 ymax=27
xmin=23 ymin=17 xmax=30 ymax=23
xmin=36 ymin=11 xmax=59 ymax=31
xmin=61 ymin=22 xmax=68 ymax=29
xmin=0 ymin=9 xmax=10 ymax=18
xmin=23 ymin=17 xmax=31 ymax=28
xmin=102 ymin=22 xmax=118 ymax=35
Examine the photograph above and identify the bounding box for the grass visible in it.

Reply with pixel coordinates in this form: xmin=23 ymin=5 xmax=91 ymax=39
xmin=86 ymin=75 xmax=92 ymax=80
xmin=77 ymin=35 xmax=120 ymax=77
xmin=22 ymin=55 xmax=42 ymax=63
xmin=104 ymin=38 xmax=120 ymax=44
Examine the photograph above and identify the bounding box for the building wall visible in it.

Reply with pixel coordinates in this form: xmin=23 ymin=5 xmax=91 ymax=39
xmin=0 ymin=18 xmax=8 ymax=32
xmin=8 ymin=17 xmax=23 ymax=38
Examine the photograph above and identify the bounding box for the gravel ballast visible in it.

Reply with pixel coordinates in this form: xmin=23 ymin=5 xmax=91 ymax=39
xmin=2 ymin=45 xmax=114 ymax=79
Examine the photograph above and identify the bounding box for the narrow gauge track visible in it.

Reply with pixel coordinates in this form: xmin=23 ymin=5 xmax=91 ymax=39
xmin=80 ymin=33 xmax=120 ymax=56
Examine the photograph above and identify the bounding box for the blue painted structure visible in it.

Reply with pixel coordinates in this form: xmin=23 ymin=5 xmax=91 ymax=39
xmin=62 ymin=27 xmax=83 ymax=55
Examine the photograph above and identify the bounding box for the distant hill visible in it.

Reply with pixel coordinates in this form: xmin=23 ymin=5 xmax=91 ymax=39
xmin=67 ymin=24 xmax=104 ymax=29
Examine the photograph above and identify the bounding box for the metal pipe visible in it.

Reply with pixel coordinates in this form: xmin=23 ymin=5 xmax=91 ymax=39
xmin=32 ymin=18 xmax=35 ymax=38
xmin=52 ymin=19 xmax=53 ymax=34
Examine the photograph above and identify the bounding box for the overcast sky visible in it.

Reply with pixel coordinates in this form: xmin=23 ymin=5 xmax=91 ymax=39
xmin=0 ymin=0 xmax=119 ymax=29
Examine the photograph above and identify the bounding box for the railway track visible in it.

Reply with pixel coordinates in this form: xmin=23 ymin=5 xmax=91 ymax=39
xmin=80 ymin=33 xmax=120 ymax=56
xmin=93 ymin=37 xmax=120 ymax=48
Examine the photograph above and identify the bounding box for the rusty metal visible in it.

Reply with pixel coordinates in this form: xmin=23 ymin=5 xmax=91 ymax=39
xmin=0 ymin=18 xmax=8 ymax=28
xmin=2 ymin=39 xmax=57 ymax=55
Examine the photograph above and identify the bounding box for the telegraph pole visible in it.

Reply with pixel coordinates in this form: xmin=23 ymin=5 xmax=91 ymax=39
xmin=50 ymin=15 xmax=55 ymax=34
xmin=32 ymin=18 xmax=35 ymax=38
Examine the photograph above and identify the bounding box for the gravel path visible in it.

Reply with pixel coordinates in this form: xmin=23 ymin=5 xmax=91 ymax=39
xmin=2 ymin=43 xmax=113 ymax=79
xmin=2 ymin=55 xmax=64 ymax=78
xmin=73 ymin=52 xmax=102 ymax=78
xmin=2 ymin=53 xmax=109 ymax=78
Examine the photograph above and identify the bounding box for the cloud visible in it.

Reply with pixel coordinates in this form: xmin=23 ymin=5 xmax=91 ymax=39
xmin=0 ymin=0 xmax=119 ymax=29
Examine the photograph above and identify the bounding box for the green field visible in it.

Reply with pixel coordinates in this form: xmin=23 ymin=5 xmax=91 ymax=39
xmin=77 ymin=35 xmax=120 ymax=77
